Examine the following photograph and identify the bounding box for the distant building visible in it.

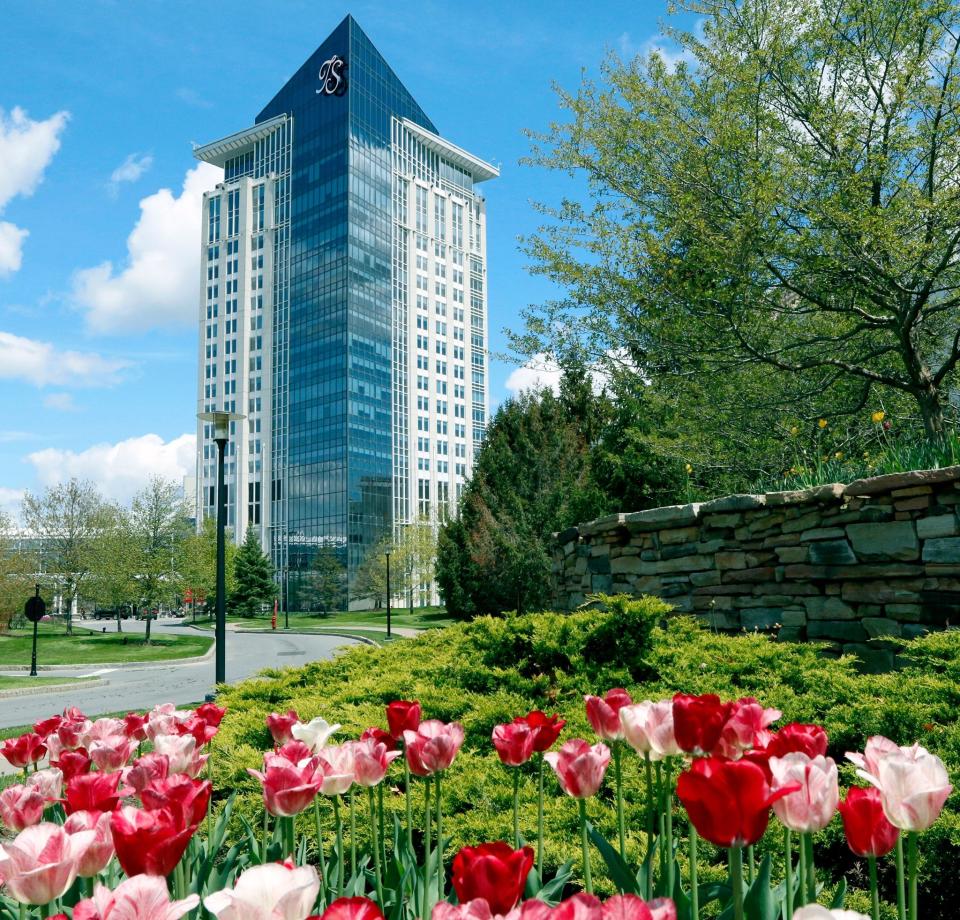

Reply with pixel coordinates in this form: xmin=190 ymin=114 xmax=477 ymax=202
xmin=193 ymin=15 xmax=497 ymax=605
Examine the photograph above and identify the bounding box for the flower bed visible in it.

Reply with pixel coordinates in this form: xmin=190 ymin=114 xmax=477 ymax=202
xmin=0 ymin=598 xmax=955 ymax=919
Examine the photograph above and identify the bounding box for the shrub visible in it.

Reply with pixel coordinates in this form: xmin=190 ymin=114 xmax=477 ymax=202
xmin=212 ymin=597 xmax=960 ymax=915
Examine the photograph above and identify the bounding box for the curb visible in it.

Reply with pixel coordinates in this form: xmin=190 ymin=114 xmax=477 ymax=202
xmin=0 ymin=678 xmax=108 ymax=699
xmin=234 ymin=629 xmax=380 ymax=646
xmin=0 ymin=641 xmax=216 ymax=672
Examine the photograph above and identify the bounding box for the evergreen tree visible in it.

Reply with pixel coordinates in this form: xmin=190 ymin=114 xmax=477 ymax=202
xmin=306 ymin=545 xmax=346 ymax=616
xmin=230 ymin=529 xmax=275 ymax=617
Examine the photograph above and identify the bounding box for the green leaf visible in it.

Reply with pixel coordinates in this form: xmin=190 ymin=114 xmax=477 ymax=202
xmin=586 ymin=821 xmax=639 ymax=895
xmin=744 ymin=854 xmax=777 ymax=920
xmin=830 ymin=878 xmax=847 ymax=909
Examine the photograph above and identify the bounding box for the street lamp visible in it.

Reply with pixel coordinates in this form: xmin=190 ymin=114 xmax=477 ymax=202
xmin=384 ymin=549 xmax=392 ymax=640
xmin=198 ymin=409 xmax=245 ymax=685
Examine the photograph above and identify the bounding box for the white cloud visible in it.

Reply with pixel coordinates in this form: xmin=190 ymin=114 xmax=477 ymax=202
xmin=0 ymin=330 xmax=130 ymax=388
xmin=505 ymin=354 xmax=565 ymax=396
xmin=108 ymin=153 xmax=153 ymax=195
xmin=27 ymin=432 xmax=196 ymax=505
xmin=0 ymin=107 xmax=69 ymax=278
xmin=0 ymin=487 xmax=24 ymax=522
xmin=72 ymin=161 xmax=222 ymax=334
xmin=42 ymin=392 xmax=77 ymax=411
xmin=0 ymin=222 xmax=28 ymax=277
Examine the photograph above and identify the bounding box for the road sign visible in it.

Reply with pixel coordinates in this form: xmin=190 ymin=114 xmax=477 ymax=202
xmin=24 ymin=592 xmax=46 ymax=623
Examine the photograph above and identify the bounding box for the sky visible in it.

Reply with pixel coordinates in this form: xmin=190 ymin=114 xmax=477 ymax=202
xmin=0 ymin=0 xmax=690 ymax=518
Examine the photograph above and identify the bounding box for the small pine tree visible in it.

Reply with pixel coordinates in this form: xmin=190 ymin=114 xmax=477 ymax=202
xmin=231 ymin=530 xmax=276 ymax=617
xmin=306 ymin=545 xmax=346 ymax=617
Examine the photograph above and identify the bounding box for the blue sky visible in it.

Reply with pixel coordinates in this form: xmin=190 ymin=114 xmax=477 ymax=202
xmin=0 ymin=0 xmax=687 ymax=515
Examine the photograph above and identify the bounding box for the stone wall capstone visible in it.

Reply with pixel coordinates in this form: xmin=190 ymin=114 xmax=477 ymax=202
xmin=551 ymin=467 xmax=960 ymax=671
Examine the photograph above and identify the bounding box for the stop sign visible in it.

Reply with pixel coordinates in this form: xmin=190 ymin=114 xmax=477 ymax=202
xmin=24 ymin=593 xmax=46 ymax=623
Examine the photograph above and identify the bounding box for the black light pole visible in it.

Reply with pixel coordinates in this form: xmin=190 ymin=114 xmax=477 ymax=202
xmin=284 ymin=562 xmax=289 ymax=629
xmin=385 ymin=550 xmax=392 ymax=639
xmin=24 ymin=585 xmax=45 ymax=677
xmin=199 ymin=409 xmax=244 ymax=686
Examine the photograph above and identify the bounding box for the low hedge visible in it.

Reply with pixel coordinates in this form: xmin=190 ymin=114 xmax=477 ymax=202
xmin=211 ymin=596 xmax=959 ymax=917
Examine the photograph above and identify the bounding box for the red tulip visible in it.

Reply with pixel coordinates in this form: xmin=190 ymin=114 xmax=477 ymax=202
xmin=545 ymin=894 xmax=602 ymax=920
xmin=180 ymin=714 xmax=220 ymax=747
xmin=387 ymin=700 xmax=422 ymax=740
xmin=451 ymin=842 xmax=534 ymax=916
xmin=53 ymin=750 xmax=91 ymax=782
xmin=64 ymin=810 xmax=115 ymax=878
xmin=197 ymin=702 xmax=227 ymax=728
xmin=123 ymin=712 xmax=149 ymax=742
xmin=320 ymin=896 xmax=385 ymax=920
xmin=403 ymin=720 xmax=465 ymax=776
xmin=514 ymin=711 xmax=566 ymax=753
xmin=353 ymin=737 xmax=402 ymax=787
xmin=492 ymin=722 xmax=536 ymax=767
xmin=672 ymin=694 xmax=732 ymax=756
xmin=838 ymin=786 xmax=899 ymax=858
xmin=140 ymin=775 xmax=212 ymax=828
xmin=766 ymin=723 xmax=829 ymax=759
xmin=33 ymin=716 xmax=64 ymax=739
xmin=0 ymin=784 xmax=47 ymax=831
xmin=600 ymin=895 xmax=654 ymax=920
xmin=267 ymin=709 xmax=301 ymax=745
xmin=65 ymin=772 xmax=129 ymax=815
xmin=361 ymin=726 xmax=397 ymax=752
xmin=1 ymin=733 xmax=47 ymax=769
xmin=585 ymin=689 xmax=633 ymax=741
xmin=248 ymin=758 xmax=325 ymax=816
xmin=676 ymin=756 xmax=798 ymax=847
xmin=545 ymin=739 xmax=611 ymax=798
xmin=109 ymin=805 xmax=196 ymax=877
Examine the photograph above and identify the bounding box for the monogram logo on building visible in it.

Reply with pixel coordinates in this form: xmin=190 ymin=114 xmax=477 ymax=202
xmin=316 ymin=55 xmax=347 ymax=96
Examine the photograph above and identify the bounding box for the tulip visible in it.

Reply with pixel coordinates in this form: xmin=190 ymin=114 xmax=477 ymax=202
xmin=88 ymin=735 xmax=136 ymax=773
xmin=1 ymin=732 xmax=47 ymax=769
xmin=864 ymin=745 xmax=952 ymax=833
xmin=672 ymin=694 xmax=731 ymax=757
xmin=0 ymin=783 xmax=47 ymax=831
xmin=267 ymin=710 xmax=301 ymax=745
xmin=124 ymin=752 xmax=171 ymax=794
xmin=54 ymin=750 xmax=92 ymax=782
xmin=123 ymin=712 xmax=149 ymax=742
xmin=493 ymin=722 xmax=536 ymax=767
xmin=585 ymin=689 xmax=633 ymax=742
xmin=27 ymin=768 xmax=64 ymax=802
xmin=791 ymin=909 xmax=869 ymax=920
xmin=717 ymin=699 xmax=781 ymax=760
xmin=204 ymin=859 xmax=321 ymax=920
xmin=82 ymin=718 xmax=127 ymax=747
xmin=273 ymin=739 xmax=316 ymax=766
xmin=180 ymin=714 xmax=220 ymax=747
xmin=0 ymin=822 xmax=96 ymax=904
xmin=144 ymin=703 xmax=191 ymax=740
xmin=248 ymin=759 xmax=326 ymax=817
xmin=770 ymin=754 xmax=839 ymax=834
xmin=451 ymin=842 xmax=534 ymax=916
xmin=109 ymin=805 xmax=197 ymax=877
xmin=845 ymin=736 xmax=902 ymax=780
xmin=838 ymin=786 xmax=898 ymax=920
xmin=64 ymin=810 xmax=115 ymax=878
xmin=321 ymin=896 xmax=385 ymax=920
xmin=352 ymin=737 xmax=401 ymax=787
xmin=140 ymin=775 xmax=212 ymax=828
xmin=317 ymin=743 xmax=356 ymax=795
xmin=197 ymin=701 xmax=227 ymax=729
xmin=65 ymin=772 xmax=129 ymax=815
xmin=33 ymin=715 xmax=64 ymax=739
xmin=645 ymin=701 xmax=680 ymax=758
xmin=766 ymin=724 xmax=828 ymax=759
xmin=601 ymin=895 xmax=658 ymax=920
xmin=152 ymin=733 xmax=208 ymax=777
xmin=515 ymin=711 xmax=566 ymax=753
xmin=386 ymin=700 xmax=421 ymax=740
xmin=403 ymin=720 xmax=465 ymax=777
xmin=291 ymin=716 xmax=341 ymax=753
xmin=73 ymin=874 xmax=200 ymax=920
xmin=360 ymin=726 xmax=396 ymax=751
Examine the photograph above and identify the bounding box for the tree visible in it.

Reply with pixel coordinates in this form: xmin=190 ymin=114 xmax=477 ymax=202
xmin=21 ymin=479 xmax=107 ymax=633
xmin=305 ymin=545 xmax=345 ymax=616
xmin=87 ymin=505 xmax=140 ymax=632
xmin=0 ymin=512 xmax=31 ymax=632
xmin=518 ymin=0 xmax=960 ymax=445
xmin=130 ymin=477 xmax=191 ymax=615
xmin=231 ymin=529 xmax=276 ymax=617
xmin=351 ymin=537 xmax=389 ymax=609
xmin=394 ymin=517 xmax=438 ymax=610
xmin=177 ymin=518 xmax=236 ymax=617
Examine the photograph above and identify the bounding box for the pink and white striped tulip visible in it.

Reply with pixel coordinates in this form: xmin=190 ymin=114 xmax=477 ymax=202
xmin=203 ymin=860 xmax=320 ymax=920
xmin=403 ymin=721 xmax=466 ymax=777
xmin=352 ymin=737 xmax=402 ymax=787
xmin=545 ymin=739 xmax=611 ymax=799
xmin=0 ymin=822 xmax=96 ymax=904
xmin=73 ymin=874 xmax=199 ymax=920
xmin=64 ymin=810 xmax=115 ymax=878
xmin=152 ymin=733 xmax=208 ymax=778
xmin=770 ymin=753 xmax=839 ymax=833
xmin=316 ymin=743 xmax=356 ymax=795
xmin=866 ymin=745 xmax=952 ymax=832
xmin=0 ymin=784 xmax=47 ymax=831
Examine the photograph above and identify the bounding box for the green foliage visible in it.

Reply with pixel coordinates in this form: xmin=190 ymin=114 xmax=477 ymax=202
xmin=231 ymin=529 xmax=276 ymax=617
xmin=213 ymin=599 xmax=960 ymax=915
xmin=302 ymin=545 xmax=346 ymax=615
xmin=178 ymin=518 xmax=237 ymax=613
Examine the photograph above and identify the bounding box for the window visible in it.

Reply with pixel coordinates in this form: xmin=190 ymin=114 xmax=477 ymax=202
xmin=207 ymin=197 xmax=221 ymax=242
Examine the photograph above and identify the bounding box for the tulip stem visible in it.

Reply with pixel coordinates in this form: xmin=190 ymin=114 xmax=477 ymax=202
xmin=578 ymin=797 xmax=593 ymax=895
xmin=806 ymin=833 xmax=816 ymax=903
xmin=368 ymin=786 xmax=385 ymax=908
xmin=537 ymin=753 xmax=545 ymax=881
xmin=785 ymin=828 xmax=794 ymax=920
xmin=436 ymin=772 xmax=444 ymax=901
xmin=332 ymin=797 xmax=344 ymax=898
xmin=868 ymin=854 xmax=879 ymax=920
xmin=18 ymin=904 xmax=25 ymax=920
xmin=729 ymin=846 xmax=745 ymax=920
xmin=655 ymin=760 xmax=665 ymax=883
xmin=313 ymin=799 xmax=327 ymax=909
xmin=349 ymin=787 xmax=357 ymax=881
xmin=664 ymin=757 xmax=674 ymax=895
xmin=896 ymin=834 xmax=906 ymax=920
xmin=262 ymin=807 xmax=270 ymax=864
xmin=423 ymin=778 xmax=433 ymax=920
xmin=908 ymin=832 xmax=918 ymax=920
xmin=378 ymin=782 xmax=386 ymax=868
xmin=746 ymin=844 xmax=755 ymax=884
xmin=512 ymin=767 xmax=521 ymax=849
xmin=613 ymin=741 xmax=626 ymax=862
xmin=404 ymin=754 xmax=415 ymax=856
xmin=798 ymin=831 xmax=808 ymax=909
xmin=689 ymin=821 xmax=699 ymax=920
xmin=644 ymin=753 xmax=654 ymax=899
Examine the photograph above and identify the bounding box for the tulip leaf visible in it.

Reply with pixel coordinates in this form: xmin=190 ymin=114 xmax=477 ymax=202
xmin=743 ymin=854 xmax=776 ymax=920
xmin=830 ymin=878 xmax=847 ymax=909
xmin=586 ymin=820 xmax=640 ymax=894
xmin=535 ymin=861 xmax=574 ymax=905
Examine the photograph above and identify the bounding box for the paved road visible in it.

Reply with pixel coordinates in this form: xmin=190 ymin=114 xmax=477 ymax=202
xmin=0 ymin=620 xmax=360 ymax=729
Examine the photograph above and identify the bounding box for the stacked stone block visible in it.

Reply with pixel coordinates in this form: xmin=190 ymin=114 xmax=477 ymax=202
xmin=552 ymin=468 xmax=960 ymax=671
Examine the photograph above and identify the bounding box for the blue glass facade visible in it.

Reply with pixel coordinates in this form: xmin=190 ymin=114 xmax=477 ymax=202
xmin=257 ymin=16 xmax=437 ymax=601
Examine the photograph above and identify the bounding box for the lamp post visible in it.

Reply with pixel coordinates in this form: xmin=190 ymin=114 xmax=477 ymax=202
xmin=385 ymin=549 xmax=392 ymax=640
xmin=198 ymin=409 xmax=244 ymax=686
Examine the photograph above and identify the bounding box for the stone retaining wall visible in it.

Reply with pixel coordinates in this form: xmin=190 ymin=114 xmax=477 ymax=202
xmin=552 ymin=467 xmax=960 ymax=670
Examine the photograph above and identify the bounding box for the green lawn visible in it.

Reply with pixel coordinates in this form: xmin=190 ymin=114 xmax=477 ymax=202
xmin=0 ymin=623 xmax=212 ymax=666
xmin=198 ymin=605 xmax=455 ymax=632
xmin=0 ymin=675 xmax=94 ymax=691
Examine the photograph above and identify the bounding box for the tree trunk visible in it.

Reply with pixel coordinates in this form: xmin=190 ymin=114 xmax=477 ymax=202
xmin=917 ymin=386 xmax=946 ymax=441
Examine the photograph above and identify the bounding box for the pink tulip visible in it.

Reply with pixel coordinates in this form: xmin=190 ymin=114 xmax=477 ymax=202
xmin=492 ymin=722 xmax=537 ymax=767
xmin=545 ymin=739 xmax=611 ymax=798
xmin=0 ymin=784 xmax=47 ymax=831
xmin=1 ymin=732 xmax=47 ymax=769
xmin=716 ymin=698 xmax=781 ymax=759
xmin=403 ymin=720 xmax=465 ymax=777
xmin=0 ymin=822 xmax=96 ymax=904
xmin=203 ymin=859 xmax=320 ymax=919
xmin=585 ymin=689 xmax=632 ymax=741
xmin=846 ymin=736 xmax=902 ymax=779
xmin=618 ymin=703 xmax=658 ymax=756
xmin=82 ymin=718 xmax=127 ymax=748
xmin=867 ymin=745 xmax=953 ymax=832
xmin=64 ymin=810 xmax=114 ymax=878
xmin=27 ymin=768 xmax=64 ymax=802
xmin=791 ymin=909 xmax=870 ymax=920
xmin=123 ymin=753 xmax=171 ymax=794
xmin=267 ymin=710 xmax=300 ymax=745
xmin=88 ymin=735 xmax=136 ymax=773
xmin=770 ymin=753 xmax=839 ymax=833
xmin=152 ymin=733 xmax=208 ymax=777
xmin=73 ymin=874 xmax=199 ymax=920
xmin=316 ymin=744 xmax=356 ymax=795
xmin=645 ymin=701 xmax=681 ymax=759
xmin=248 ymin=758 xmax=326 ymax=817
xmin=145 ymin=703 xmax=191 ymax=740
xmin=322 ymin=897 xmax=386 ymax=920
xmin=352 ymin=737 xmax=402 ymax=787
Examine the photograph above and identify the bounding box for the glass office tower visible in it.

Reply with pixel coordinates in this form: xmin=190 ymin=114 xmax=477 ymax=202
xmin=194 ymin=16 xmax=497 ymax=606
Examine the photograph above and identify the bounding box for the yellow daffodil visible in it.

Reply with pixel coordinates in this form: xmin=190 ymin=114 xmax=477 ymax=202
xmin=789 ymin=426 xmax=799 ymax=436
xmin=818 ymin=418 xmax=828 ymax=429
xmin=684 ymin=463 xmax=693 ymax=475
xmin=872 ymin=410 xmax=885 ymax=423
xmin=835 ymin=451 xmax=844 ymax=460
